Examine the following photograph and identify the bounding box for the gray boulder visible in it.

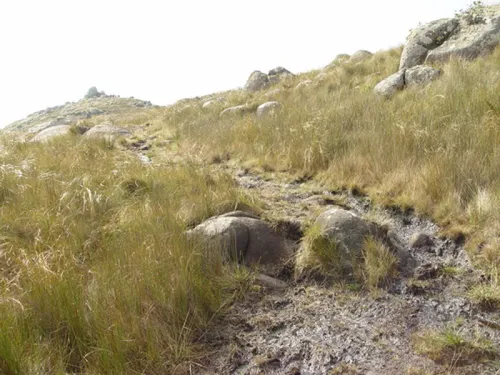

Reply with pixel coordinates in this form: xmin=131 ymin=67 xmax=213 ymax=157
xmin=373 ymin=69 xmax=406 ymax=97
xmin=245 ymin=71 xmax=269 ymax=92
xmin=84 ymin=123 xmax=131 ymax=140
xmin=405 ymin=65 xmax=441 ymax=86
xmin=31 ymin=125 xmax=71 ymax=142
xmin=220 ymin=104 xmax=253 ymax=117
xmin=256 ymin=101 xmax=282 ymax=118
xmin=426 ymin=15 xmax=500 ymax=64
xmin=348 ymin=50 xmax=373 ymax=63
xmin=268 ymin=66 xmax=294 ymax=84
xmin=188 ymin=211 xmax=292 ymax=267
xmin=400 ymin=18 xmax=460 ymax=69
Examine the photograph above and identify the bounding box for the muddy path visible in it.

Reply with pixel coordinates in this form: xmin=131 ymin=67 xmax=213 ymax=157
xmin=196 ymin=163 xmax=500 ymax=375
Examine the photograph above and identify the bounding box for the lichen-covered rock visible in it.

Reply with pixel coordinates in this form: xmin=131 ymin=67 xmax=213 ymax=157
xmin=400 ymin=8 xmax=500 ymax=70
xmin=373 ymin=70 xmax=406 ymax=98
xmin=405 ymin=65 xmax=441 ymax=86
xmin=245 ymin=71 xmax=269 ymax=92
xmin=426 ymin=15 xmax=500 ymax=64
xmin=400 ymin=18 xmax=460 ymax=69
xmin=30 ymin=125 xmax=72 ymax=142
xmin=187 ymin=211 xmax=292 ymax=267
xmin=256 ymin=101 xmax=282 ymax=118
xmin=84 ymin=123 xmax=131 ymax=140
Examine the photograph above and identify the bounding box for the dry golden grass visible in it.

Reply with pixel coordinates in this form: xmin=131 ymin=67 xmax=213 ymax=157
xmin=0 ymin=135 xmax=257 ymax=374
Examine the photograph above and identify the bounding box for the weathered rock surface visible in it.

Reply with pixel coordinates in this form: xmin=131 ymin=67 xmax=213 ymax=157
xmin=426 ymin=15 xmax=500 ymax=64
xmin=256 ymin=101 xmax=282 ymax=118
xmin=245 ymin=71 xmax=269 ymax=92
xmin=405 ymin=65 xmax=441 ymax=86
xmin=400 ymin=18 xmax=459 ymax=69
xmin=188 ymin=211 xmax=292 ymax=267
xmin=373 ymin=69 xmax=406 ymax=97
xmin=84 ymin=123 xmax=131 ymax=140
xmin=400 ymin=7 xmax=500 ymax=70
xmin=30 ymin=125 xmax=72 ymax=142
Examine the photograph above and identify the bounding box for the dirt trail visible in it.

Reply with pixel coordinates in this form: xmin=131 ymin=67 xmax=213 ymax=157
xmin=197 ymin=164 xmax=500 ymax=375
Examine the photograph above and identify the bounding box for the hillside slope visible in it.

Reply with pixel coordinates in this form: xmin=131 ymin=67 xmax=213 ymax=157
xmin=1 ymin=3 xmax=500 ymax=375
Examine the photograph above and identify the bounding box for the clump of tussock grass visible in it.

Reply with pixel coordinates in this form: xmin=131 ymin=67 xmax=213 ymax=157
xmin=413 ymin=325 xmax=497 ymax=366
xmin=296 ymin=225 xmax=397 ymax=289
xmin=0 ymin=135 xmax=257 ymax=374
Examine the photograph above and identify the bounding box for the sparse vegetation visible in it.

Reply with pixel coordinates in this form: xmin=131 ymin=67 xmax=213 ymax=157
xmin=468 ymin=281 xmax=500 ymax=309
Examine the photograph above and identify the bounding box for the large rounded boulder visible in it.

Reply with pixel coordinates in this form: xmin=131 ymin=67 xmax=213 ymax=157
xmin=187 ymin=211 xmax=292 ymax=269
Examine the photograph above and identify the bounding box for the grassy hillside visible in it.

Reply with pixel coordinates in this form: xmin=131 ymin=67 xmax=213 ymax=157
xmin=162 ymin=46 xmax=500 ymax=277
xmin=1 ymin=35 xmax=500 ymax=375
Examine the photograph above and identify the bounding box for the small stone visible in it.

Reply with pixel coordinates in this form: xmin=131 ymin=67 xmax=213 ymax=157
xmin=409 ymin=232 xmax=433 ymax=248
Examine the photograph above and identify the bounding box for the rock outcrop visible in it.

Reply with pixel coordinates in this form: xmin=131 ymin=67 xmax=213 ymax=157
xmin=245 ymin=71 xmax=269 ymax=92
xmin=188 ymin=211 xmax=292 ymax=268
xmin=400 ymin=18 xmax=460 ymax=70
xmin=84 ymin=86 xmax=106 ymax=99
xmin=400 ymin=8 xmax=500 ymax=70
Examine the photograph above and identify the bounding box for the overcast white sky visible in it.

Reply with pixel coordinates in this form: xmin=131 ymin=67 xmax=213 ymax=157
xmin=0 ymin=0 xmax=496 ymax=127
